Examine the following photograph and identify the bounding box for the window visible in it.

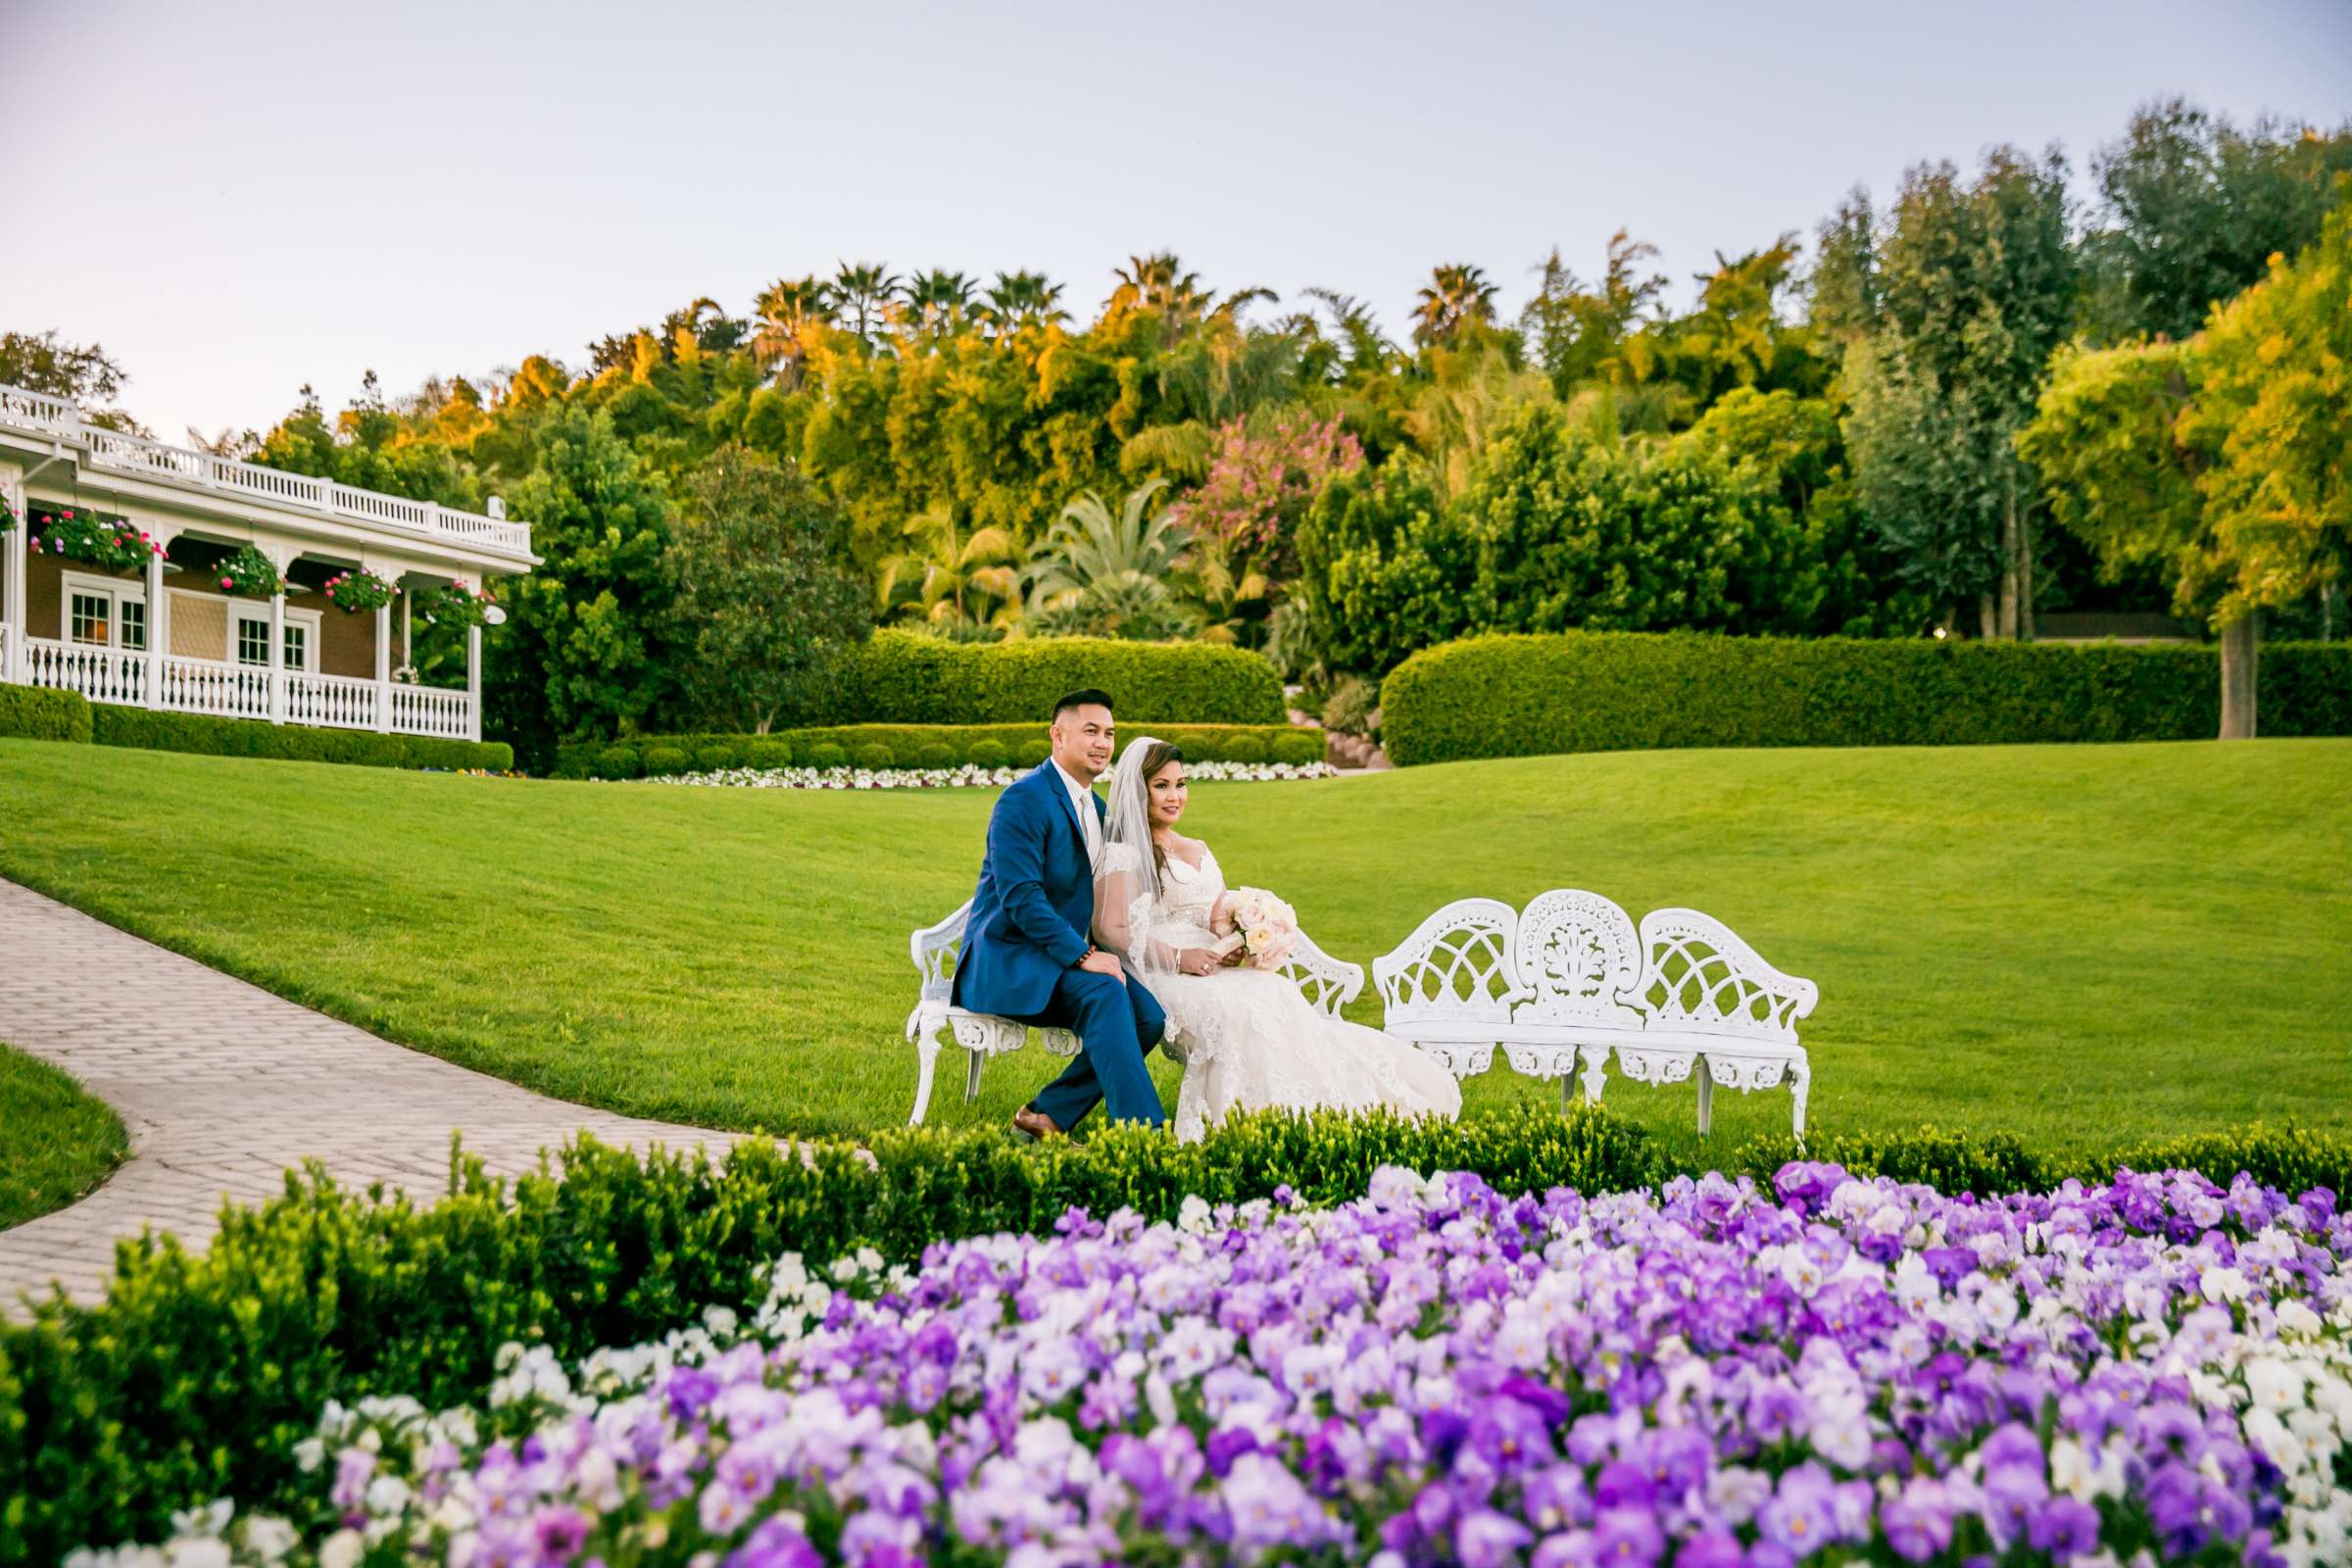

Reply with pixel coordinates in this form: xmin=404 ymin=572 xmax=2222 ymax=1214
xmin=234 ymin=612 xmax=316 ymax=668
xmin=70 ymin=592 xmax=111 ymax=647
xmin=63 ymin=575 xmax=147 ymax=651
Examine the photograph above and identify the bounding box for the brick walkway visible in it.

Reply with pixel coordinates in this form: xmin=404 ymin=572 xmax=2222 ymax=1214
xmin=0 ymin=878 xmax=736 ymax=1314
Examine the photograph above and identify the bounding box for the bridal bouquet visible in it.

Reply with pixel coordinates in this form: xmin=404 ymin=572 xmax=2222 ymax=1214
xmin=1223 ymin=885 xmax=1298 ymax=970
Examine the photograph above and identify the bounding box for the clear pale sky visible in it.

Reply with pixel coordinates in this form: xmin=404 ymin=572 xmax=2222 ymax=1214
xmin=5 ymin=0 xmax=2348 ymax=450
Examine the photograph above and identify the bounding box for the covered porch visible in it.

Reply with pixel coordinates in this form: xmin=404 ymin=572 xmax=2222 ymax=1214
xmin=0 ymin=383 xmax=535 ymax=741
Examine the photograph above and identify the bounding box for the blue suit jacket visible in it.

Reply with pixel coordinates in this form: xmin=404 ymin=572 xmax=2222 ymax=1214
xmin=953 ymin=762 xmax=1104 ymax=1019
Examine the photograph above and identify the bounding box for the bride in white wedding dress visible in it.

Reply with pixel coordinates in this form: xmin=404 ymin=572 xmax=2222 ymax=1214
xmin=1094 ymin=736 xmax=1462 ymax=1143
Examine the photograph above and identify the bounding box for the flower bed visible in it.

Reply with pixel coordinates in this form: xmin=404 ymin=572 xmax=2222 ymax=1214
xmin=633 ymin=760 xmax=1339 ymax=789
xmin=71 ymin=1159 xmax=2352 ymax=1567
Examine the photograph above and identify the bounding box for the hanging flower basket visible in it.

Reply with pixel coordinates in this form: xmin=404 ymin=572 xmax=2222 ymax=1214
xmin=322 ymin=567 xmax=398 ymax=613
xmin=415 ymin=579 xmax=493 ymax=628
xmin=216 ymin=545 xmax=287 ymax=598
xmin=30 ymin=508 xmax=163 ymax=572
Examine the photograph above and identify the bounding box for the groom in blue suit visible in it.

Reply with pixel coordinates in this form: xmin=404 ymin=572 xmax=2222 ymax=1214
xmin=954 ymin=689 xmax=1167 ymax=1137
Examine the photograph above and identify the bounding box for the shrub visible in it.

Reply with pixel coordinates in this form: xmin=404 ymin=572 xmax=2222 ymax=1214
xmin=595 ymin=745 xmax=642 ymax=780
xmin=912 ymin=742 xmax=957 ymax=769
xmin=1320 ymin=673 xmax=1379 ymax=738
xmin=805 ymin=741 xmax=847 ymax=768
xmin=771 ymin=629 xmax=1282 ymax=727
xmin=1380 ymin=631 xmax=2352 ymax=765
xmin=550 ymin=724 xmax=1313 ymax=778
xmin=6 ymin=1110 xmax=2350 ymax=1562
xmin=1269 ymin=730 xmax=1325 ymax=766
xmin=0 ymin=686 xmax=94 ymax=743
xmin=641 ymin=746 xmax=690 ymax=776
xmin=964 ymin=739 xmax=1010 ymax=769
xmin=853 ymin=742 xmax=895 ymax=770
xmin=86 ymin=708 xmax=512 ymax=771
xmin=743 ymin=739 xmax=793 ymax=769
xmin=1219 ymin=732 xmax=1269 ymax=764
xmin=692 ymin=744 xmax=738 ymax=772
xmin=1012 ymin=737 xmax=1052 ymax=767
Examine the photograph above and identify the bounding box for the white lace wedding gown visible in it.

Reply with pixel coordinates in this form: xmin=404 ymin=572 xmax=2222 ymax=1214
xmin=1099 ymin=842 xmax=1463 ymax=1144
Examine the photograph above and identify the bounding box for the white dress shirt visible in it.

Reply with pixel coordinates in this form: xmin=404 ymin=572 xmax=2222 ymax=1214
xmin=1050 ymin=758 xmax=1103 ymax=866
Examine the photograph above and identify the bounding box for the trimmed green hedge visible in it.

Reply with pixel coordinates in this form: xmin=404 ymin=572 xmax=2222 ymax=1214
xmin=0 ymin=685 xmax=93 ymax=744
xmin=1382 ymin=631 xmax=2352 ymax=765
xmin=753 ymin=629 xmax=1286 ymax=729
xmin=4 ymin=1108 xmax=2346 ymax=1560
xmin=556 ymin=722 xmax=1324 ymax=779
xmin=90 ymin=707 xmax=514 ymax=772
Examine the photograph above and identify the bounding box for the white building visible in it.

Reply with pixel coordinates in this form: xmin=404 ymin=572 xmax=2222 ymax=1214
xmin=0 ymin=383 xmax=536 ymax=743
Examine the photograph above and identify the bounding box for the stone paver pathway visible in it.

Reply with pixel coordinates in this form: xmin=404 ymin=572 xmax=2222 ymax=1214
xmin=0 ymin=878 xmax=737 ymax=1313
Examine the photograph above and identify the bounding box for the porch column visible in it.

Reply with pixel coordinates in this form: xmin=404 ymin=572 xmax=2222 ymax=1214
xmin=268 ymin=588 xmax=286 ymax=723
xmin=144 ymin=542 xmax=166 ymax=708
xmin=372 ymin=599 xmax=392 ymax=732
xmin=465 ymin=623 xmax=482 ymax=742
xmin=2 ymin=465 xmax=24 ymax=682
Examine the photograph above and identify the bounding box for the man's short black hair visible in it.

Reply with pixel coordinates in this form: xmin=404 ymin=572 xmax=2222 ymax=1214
xmin=1053 ymin=689 xmax=1115 ymax=721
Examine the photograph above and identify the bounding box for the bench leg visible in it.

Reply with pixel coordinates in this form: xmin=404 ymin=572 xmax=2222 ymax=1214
xmin=1578 ymin=1045 xmax=1609 ymax=1106
xmin=1790 ymin=1058 xmax=1811 ymax=1146
xmin=910 ymin=1021 xmax=943 ymax=1126
xmin=964 ymin=1048 xmax=985 ymax=1103
xmin=1695 ymin=1056 xmax=1713 ymax=1137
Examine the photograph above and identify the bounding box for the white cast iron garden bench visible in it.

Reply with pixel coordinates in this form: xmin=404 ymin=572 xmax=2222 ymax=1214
xmin=905 ymin=902 xmax=1368 ymax=1125
xmin=1371 ymin=889 xmax=1818 ymax=1136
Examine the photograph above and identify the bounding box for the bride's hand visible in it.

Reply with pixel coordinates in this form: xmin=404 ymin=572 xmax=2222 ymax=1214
xmin=1178 ymin=949 xmax=1220 ymax=977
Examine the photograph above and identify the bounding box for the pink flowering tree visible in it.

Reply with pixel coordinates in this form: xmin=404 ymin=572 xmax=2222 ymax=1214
xmin=1165 ymin=410 xmax=1364 ymax=580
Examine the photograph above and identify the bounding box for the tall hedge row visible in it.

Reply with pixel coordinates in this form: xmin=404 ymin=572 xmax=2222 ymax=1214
xmin=1382 ymin=632 xmax=2352 ymax=765
xmin=777 ymin=629 xmax=1286 ymax=727
xmin=5 ymin=1109 xmax=2347 ymax=1561
xmin=0 ymin=685 xmax=93 ymax=743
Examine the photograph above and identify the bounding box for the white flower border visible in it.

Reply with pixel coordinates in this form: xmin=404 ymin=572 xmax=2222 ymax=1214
xmin=621 ymin=761 xmax=1338 ymax=790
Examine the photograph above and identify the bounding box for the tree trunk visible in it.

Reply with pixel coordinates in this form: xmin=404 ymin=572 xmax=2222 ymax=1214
xmin=2017 ymin=503 xmax=2035 ymax=642
xmin=1979 ymin=593 xmax=1998 ymax=640
xmin=1997 ymin=485 xmax=2021 ymax=640
xmin=2219 ymin=615 xmax=2259 ymax=740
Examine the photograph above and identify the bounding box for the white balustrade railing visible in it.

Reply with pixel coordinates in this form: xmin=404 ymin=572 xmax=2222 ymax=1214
xmin=16 ymin=636 xmax=470 ymax=739
xmin=388 ymin=681 xmax=471 ymax=739
xmin=0 ymin=382 xmax=532 ymax=558
xmin=23 ymin=635 xmax=147 ymax=707
xmin=159 ymin=654 xmax=271 ymax=720
xmin=284 ymin=669 xmax=378 ymax=730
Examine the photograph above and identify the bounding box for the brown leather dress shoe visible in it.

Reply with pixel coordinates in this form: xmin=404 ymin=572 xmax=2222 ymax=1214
xmin=1011 ymin=1105 xmax=1065 ymax=1144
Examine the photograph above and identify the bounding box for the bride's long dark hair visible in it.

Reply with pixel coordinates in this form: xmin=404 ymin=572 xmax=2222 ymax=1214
xmin=1133 ymin=739 xmax=1185 ymax=880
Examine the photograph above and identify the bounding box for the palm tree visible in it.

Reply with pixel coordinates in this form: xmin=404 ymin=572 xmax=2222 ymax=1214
xmin=752 ymin=276 xmax=835 ymax=387
xmin=832 ymin=261 xmax=904 ymax=342
xmin=902 ymin=270 xmax=976 ymax=333
xmin=1106 ymin=252 xmax=1210 ymax=321
xmin=1411 ymin=263 xmax=1500 ymax=346
xmin=877 ymin=501 xmax=1021 ymax=628
xmin=980 ymin=270 xmax=1068 ymax=335
xmin=1303 ymin=287 xmax=1396 ymax=375
xmin=1022 ymin=479 xmax=1200 ymax=640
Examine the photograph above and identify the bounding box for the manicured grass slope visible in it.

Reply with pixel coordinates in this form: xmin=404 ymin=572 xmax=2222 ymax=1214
xmin=0 ymin=738 xmax=2344 ymax=1157
xmin=0 ymin=1043 xmax=128 ymax=1229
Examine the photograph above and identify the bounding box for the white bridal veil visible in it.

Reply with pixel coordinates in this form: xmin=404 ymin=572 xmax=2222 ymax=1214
xmin=1094 ymin=735 xmax=1184 ymax=985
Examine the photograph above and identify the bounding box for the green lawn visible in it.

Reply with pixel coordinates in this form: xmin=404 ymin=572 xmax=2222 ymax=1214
xmin=0 ymin=1043 xmax=128 ymax=1230
xmin=1 ymin=737 xmax=2346 ymax=1159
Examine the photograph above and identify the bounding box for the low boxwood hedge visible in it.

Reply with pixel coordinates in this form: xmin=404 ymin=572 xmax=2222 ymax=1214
xmin=87 ymin=707 xmax=514 ymax=772
xmin=1380 ymin=631 xmax=2352 ymax=765
xmin=4 ymin=1108 xmax=2345 ymax=1561
xmin=554 ymin=722 xmax=1326 ymax=779
xmin=0 ymin=685 xmax=94 ymax=744
xmin=821 ymin=630 xmax=1285 ymax=727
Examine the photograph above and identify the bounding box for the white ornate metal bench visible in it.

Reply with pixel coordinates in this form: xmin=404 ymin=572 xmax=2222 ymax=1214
xmin=904 ymin=902 xmax=1368 ymax=1125
xmin=1372 ymin=889 xmax=1817 ymax=1136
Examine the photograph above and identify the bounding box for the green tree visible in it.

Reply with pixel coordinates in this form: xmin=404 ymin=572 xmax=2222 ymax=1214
xmin=1022 ymin=479 xmax=1199 ymax=640
xmin=491 ymin=407 xmax=677 ymax=763
xmin=666 ymin=446 xmax=872 ymax=732
xmin=1412 ymin=264 xmax=1501 ymax=347
xmin=0 ymin=328 xmax=146 ymax=434
xmin=2082 ymin=99 xmax=2352 ymax=342
xmin=876 ymin=500 xmax=1022 ymax=630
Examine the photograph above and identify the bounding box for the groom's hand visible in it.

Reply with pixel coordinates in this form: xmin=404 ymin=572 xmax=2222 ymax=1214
xmin=1078 ymin=949 xmax=1126 ymax=981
